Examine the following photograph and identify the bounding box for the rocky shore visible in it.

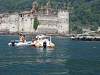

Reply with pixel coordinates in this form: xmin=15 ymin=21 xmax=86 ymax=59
xmin=70 ymin=34 xmax=100 ymax=41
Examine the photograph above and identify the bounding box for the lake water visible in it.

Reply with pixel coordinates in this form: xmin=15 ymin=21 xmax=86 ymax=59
xmin=0 ymin=35 xmax=100 ymax=75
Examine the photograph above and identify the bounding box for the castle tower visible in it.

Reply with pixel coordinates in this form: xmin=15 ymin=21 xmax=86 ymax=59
xmin=31 ymin=1 xmax=38 ymax=14
xmin=46 ymin=0 xmax=52 ymax=15
xmin=58 ymin=10 xmax=69 ymax=34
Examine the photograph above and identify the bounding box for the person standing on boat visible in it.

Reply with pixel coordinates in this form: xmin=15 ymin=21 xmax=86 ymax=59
xmin=43 ymin=41 xmax=47 ymax=48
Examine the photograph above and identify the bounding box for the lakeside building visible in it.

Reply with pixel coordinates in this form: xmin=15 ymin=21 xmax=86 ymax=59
xmin=0 ymin=1 xmax=69 ymax=35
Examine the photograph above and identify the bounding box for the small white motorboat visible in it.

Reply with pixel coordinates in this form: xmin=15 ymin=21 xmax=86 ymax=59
xmin=32 ymin=34 xmax=55 ymax=48
xmin=8 ymin=40 xmax=32 ymax=47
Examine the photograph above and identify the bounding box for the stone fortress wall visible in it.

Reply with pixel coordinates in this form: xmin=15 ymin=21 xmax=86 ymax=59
xmin=0 ymin=1 xmax=69 ymax=35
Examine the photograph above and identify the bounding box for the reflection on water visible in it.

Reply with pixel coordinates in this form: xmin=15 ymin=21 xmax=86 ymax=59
xmin=0 ymin=36 xmax=100 ymax=75
xmin=0 ymin=35 xmax=70 ymax=75
xmin=0 ymin=46 xmax=69 ymax=66
xmin=36 ymin=47 xmax=55 ymax=53
xmin=36 ymin=48 xmax=54 ymax=63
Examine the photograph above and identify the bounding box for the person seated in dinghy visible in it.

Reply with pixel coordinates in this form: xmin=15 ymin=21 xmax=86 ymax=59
xmin=22 ymin=35 xmax=26 ymax=43
xmin=19 ymin=34 xmax=26 ymax=43
xmin=19 ymin=33 xmax=23 ymax=42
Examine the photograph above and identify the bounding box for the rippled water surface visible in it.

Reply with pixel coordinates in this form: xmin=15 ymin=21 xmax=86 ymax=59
xmin=0 ymin=35 xmax=100 ymax=75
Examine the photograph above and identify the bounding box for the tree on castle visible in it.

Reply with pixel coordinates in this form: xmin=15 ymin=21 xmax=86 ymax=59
xmin=33 ymin=17 xmax=39 ymax=31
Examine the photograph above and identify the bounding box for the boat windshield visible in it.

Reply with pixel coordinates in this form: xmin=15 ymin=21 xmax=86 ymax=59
xmin=36 ymin=35 xmax=51 ymax=41
xmin=10 ymin=40 xmax=19 ymax=43
xmin=37 ymin=36 xmax=51 ymax=41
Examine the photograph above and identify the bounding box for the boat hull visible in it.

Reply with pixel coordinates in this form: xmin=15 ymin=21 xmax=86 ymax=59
xmin=8 ymin=41 xmax=33 ymax=47
xmin=32 ymin=40 xmax=55 ymax=48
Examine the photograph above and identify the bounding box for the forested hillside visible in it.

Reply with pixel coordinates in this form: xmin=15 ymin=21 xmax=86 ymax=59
xmin=0 ymin=0 xmax=100 ymax=33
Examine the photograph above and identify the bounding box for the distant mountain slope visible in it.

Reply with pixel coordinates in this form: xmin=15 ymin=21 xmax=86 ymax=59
xmin=0 ymin=0 xmax=33 ymax=12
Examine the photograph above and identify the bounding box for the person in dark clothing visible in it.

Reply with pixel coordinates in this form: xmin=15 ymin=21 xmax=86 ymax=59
xmin=11 ymin=40 xmax=15 ymax=46
xmin=43 ymin=41 xmax=47 ymax=48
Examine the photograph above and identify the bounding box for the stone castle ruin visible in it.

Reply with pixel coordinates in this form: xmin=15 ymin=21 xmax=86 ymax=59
xmin=0 ymin=1 xmax=69 ymax=35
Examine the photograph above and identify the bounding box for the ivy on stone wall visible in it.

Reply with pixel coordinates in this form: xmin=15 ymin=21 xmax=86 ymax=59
xmin=33 ymin=17 xmax=39 ymax=31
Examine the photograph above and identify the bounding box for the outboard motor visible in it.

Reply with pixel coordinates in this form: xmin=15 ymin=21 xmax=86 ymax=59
xmin=11 ymin=40 xmax=15 ymax=46
xmin=43 ymin=41 xmax=47 ymax=48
